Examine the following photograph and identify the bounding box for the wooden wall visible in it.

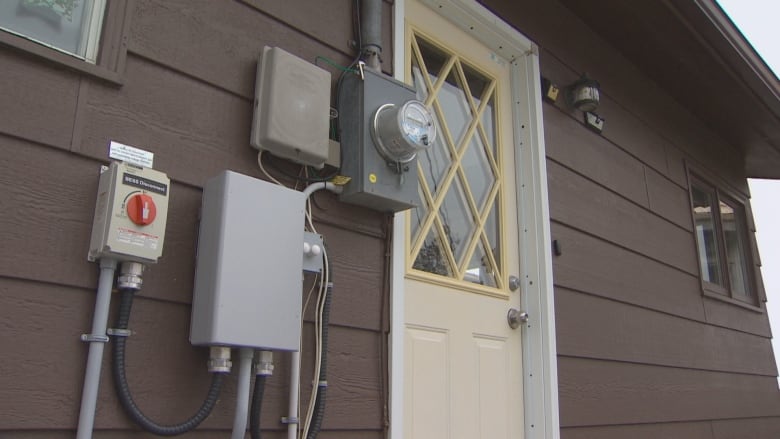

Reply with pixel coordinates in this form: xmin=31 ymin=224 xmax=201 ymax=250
xmin=481 ymin=0 xmax=780 ymax=437
xmin=2 ymin=0 xmax=779 ymax=438
xmin=0 ymin=0 xmax=393 ymax=437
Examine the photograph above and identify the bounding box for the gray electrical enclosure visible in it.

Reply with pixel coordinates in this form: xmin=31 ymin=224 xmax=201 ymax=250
xmin=250 ymin=46 xmax=331 ymax=168
xmin=190 ymin=171 xmax=305 ymax=351
xmin=338 ymin=69 xmax=419 ymax=212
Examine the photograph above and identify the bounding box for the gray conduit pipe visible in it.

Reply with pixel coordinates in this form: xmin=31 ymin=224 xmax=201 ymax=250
xmin=361 ymin=0 xmax=383 ymax=71
xmin=287 ymin=350 xmax=302 ymax=439
xmin=76 ymin=257 xmax=118 ymax=439
xmin=232 ymin=348 xmax=255 ymax=439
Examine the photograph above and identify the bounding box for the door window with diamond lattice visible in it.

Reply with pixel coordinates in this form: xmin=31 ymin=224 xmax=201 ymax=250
xmin=407 ymin=33 xmax=507 ymax=293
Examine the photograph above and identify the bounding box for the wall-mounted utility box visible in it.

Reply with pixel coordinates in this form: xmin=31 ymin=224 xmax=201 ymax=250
xmin=250 ymin=46 xmax=331 ymax=169
xmin=88 ymin=161 xmax=170 ymax=264
xmin=338 ymin=69 xmax=420 ymax=212
xmin=190 ymin=171 xmax=305 ymax=351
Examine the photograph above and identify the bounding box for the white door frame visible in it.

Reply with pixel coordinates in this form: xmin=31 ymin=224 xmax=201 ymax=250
xmin=390 ymin=1 xmax=560 ymax=438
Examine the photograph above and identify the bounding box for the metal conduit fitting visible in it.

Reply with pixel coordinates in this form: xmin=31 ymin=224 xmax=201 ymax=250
xmin=208 ymin=346 xmax=233 ymax=373
xmin=117 ymin=262 xmax=144 ymax=290
xmin=255 ymin=350 xmax=274 ymax=376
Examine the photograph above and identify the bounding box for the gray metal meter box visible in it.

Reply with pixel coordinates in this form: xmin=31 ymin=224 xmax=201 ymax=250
xmin=88 ymin=161 xmax=170 ymax=264
xmin=250 ymin=46 xmax=331 ymax=168
xmin=338 ymin=69 xmax=420 ymax=212
xmin=190 ymin=171 xmax=305 ymax=351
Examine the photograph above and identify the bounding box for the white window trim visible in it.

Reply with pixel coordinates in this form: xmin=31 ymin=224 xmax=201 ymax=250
xmin=390 ymin=1 xmax=560 ymax=438
xmin=82 ymin=0 xmax=107 ymax=63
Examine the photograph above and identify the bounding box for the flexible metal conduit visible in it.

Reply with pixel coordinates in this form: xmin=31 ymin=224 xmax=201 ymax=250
xmin=250 ymin=351 xmax=273 ymax=439
xmin=307 ymin=280 xmax=333 ymax=439
xmin=112 ymin=262 xmax=225 ymax=436
xmin=76 ymin=258 xmax=118 ymax=439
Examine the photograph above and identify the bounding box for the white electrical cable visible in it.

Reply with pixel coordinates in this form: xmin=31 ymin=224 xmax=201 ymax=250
xmin=302 ymin=248 xmax=329 ymax=438
xmin=297 ymin=182 xmax=341 ymax=439
xmin=257 ymin=150 xmax=283 ymax=186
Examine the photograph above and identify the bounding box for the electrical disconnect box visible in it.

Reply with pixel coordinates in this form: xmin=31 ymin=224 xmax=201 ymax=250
xmin=250 ymin=46 xmax=332 ymax=168
xmin=88 ymin=162 xmax=170 ymax=264
xmin=338 ymin=69 xmax=436 ymax=212
xmin=190 ymin=171 xmax=305 ymax=351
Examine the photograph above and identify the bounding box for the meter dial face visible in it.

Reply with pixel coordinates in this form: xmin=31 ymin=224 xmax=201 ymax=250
xmin=371 ymin=99 xmax=437 ymax=167
xmin=399 ymin=101 xmax=436 ymax=148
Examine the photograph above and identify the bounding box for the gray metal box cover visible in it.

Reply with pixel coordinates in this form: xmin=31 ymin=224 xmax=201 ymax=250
xmin=190 ymin=171 xmax=305 ymax=350
xmin=250 ymin=46 xmax=331 ymax=168
xmin=338 ymin=69 xmax=419 ymax=212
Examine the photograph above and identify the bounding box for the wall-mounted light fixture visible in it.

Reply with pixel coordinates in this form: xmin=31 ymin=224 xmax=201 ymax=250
xmin=567 ymin=74 xmax=600 ymax=112
xmin=540 ymin=74 xmax=605 ymax=134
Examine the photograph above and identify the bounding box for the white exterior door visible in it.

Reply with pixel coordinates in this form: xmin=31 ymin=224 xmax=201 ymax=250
xmin=403 ymin=1 xmax=525 ymax=437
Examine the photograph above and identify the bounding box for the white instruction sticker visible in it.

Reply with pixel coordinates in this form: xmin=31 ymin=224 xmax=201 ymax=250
xmin=109 ymin=141 xmax=154 ymax=168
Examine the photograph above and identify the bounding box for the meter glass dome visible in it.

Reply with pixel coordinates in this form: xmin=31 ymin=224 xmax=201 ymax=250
xmin=371 ymin=99 xmax=436 ymax=166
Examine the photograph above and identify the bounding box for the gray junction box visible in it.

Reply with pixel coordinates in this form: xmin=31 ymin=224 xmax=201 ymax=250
xmin=338 ymin=69 xmax=420 ymax=212
xmin=190 ymin=171 xmax=305 ymax=351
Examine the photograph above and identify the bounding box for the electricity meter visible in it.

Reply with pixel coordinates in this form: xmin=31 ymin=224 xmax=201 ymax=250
xmin=371 ymin=100 xmax=436 ymax=169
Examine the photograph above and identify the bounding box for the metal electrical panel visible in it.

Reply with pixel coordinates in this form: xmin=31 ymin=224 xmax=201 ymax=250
xmin=338 ymin=69 xmax=420 ymax=212
xmin=88 ymin=162 xmax=170 ymax=264
xmin=190 ymin=171 xmax=305 ymax=351
xmin=250 ymin=46 xmax=331 ymax=168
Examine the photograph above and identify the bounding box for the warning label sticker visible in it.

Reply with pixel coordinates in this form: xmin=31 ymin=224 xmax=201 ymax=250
xmin=117 ymin=227 xmax=160 ymax=251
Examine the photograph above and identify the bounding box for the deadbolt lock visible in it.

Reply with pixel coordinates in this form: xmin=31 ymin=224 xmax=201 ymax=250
xmin=508 ymin=275 xmax=521 ymax=292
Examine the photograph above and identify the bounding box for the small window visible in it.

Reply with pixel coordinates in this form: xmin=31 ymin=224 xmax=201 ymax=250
xmin=0 ymin=0 xmax=106 ymax=62
xmin=0 ymin=0 xmax=130 ymax=84
xmin=689 ymin=174 xmax=756 ymax=305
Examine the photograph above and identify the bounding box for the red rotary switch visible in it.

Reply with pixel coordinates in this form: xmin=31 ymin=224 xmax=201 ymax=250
xmin=127 ymin=193 xmax=157 ymax=226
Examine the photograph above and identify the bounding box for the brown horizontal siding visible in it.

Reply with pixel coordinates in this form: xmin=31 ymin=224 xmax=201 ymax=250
xmin=479 ymin=0 xmax=780 ymax=436
xmin=0 ymin=50 xmax=80 ymax=150
xmin=556 ymin=287 xmax=777 ymax=375
xmin=558 ymin=357 xmax=780 ymax=427
xmin=712 ymin=417 xmax=780 ymax=439
xmin=703 ymin=295 xmax=773 ymax=337
xmin=0 ymin=137 xmax=100 ymax=288
xmin=644 ymin=165 xmax=693 ymax=230
xmin=0 ymin=277 xmax=384 ymax=431
xmin=487 ymin=0 xmax=749 ymax=195
xmin=128 ymin=0 xmax=356 ymax=98
xmin=551 ymin=222 xmax=705 ymax=321
xmin=0 ymin=0 xmax=390 ymax=436
xmin=547 ymin=159 xmax=699 ymax=274
xmin=562 ymin=421 xmax=714 ymax=439
xmin=543 ymin=104 xmax=650 ymax=208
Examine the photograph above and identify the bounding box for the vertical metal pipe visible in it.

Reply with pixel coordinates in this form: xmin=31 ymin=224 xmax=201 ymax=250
xmin=76 ymin=258 xmax=118 ymax=439
xmin=361 ymin=0 xmax=383 ymax=71
xmin=232 ymin=348 xmax=254 ymax=439
xmin=287 ymin=351 xmax=302 ymax=439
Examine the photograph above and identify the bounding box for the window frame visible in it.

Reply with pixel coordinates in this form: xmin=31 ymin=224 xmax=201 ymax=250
xmin=687 ymin=165 xmax=763 ymax=311
xmin=0 ymin=0 xmax=132 ymax=85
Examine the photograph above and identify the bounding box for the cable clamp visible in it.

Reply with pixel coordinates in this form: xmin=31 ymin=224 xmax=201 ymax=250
xmin=281 ymin=417 xmax=299 ymax=425
xmin=107 ymin=328 xmax=133 ymax=337
xmin=80 ymin=333 xmax=109 ymax=343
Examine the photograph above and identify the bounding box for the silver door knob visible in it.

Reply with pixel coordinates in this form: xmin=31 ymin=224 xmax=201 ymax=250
xmin=508 ymin=275 xmax=521 ymax=292
xmin=507 ymin=308 xmax=528 ymax=329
